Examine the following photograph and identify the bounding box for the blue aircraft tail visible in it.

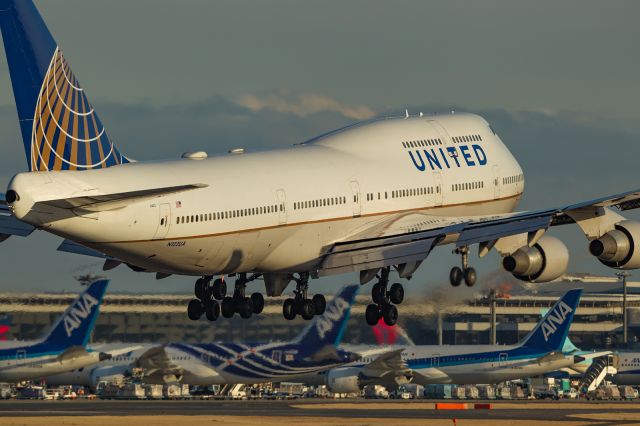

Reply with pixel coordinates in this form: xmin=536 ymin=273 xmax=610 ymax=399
xmin=0 ymin=0 xmax=129 ymax=171
xmin=295 ymin=284 xmax=359 ymax=355
xmin=519 ymin=288 xmax=582 ymax=352
xmin=40 ymin=279 xmax=109 ymax=349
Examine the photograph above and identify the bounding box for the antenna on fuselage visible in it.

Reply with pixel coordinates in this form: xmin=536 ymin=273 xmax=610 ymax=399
xmin=404 ymin=109 xmax=409 ymax=119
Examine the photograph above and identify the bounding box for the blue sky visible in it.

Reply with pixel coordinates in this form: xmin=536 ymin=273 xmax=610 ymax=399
xmin=0 ymin=1 xmax=638 ymax=294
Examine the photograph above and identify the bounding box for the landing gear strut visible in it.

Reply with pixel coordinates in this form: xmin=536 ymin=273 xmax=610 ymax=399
xmin=187 ymin=274 xmax=263 ymax=321
xmin=282 ymin=273 xmax=326 ymax=321
xmin=449 ymin=246 xmax=477 ymax=287
xmin=365 ymin=267 xmax=403 ymax=327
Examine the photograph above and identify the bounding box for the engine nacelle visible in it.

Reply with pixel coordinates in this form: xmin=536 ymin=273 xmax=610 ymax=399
xmin=325 ymin=367 xmax=362 ymax=393
xmin=589 ymin=220 xmax=640 ymax=270
xmin=502 ymin=235 xmax=569 ymax=282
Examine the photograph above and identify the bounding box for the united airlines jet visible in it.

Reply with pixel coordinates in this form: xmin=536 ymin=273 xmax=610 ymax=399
xmin=0 ymin=279 xmax=110 ymax=382
xmin=46 ymin=285 xmax=359 ymax=387
xmin=1 ymin=1 xmax=640 ymax=326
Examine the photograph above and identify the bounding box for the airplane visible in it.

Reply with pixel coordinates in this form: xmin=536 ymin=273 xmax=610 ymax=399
xmin=0 ymin=279 xmax=111 ymax=382
xmin=612 ymin=352 xmax=640 ymax=385
xmin=299 ymin=289 xmax=610 ymax=392
xmin=2 ymin=1 xmax=640 ymax=327
xmin=46 ymin=284 xmax=360 ymax=387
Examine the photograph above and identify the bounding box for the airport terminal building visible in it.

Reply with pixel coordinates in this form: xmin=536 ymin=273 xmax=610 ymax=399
xmin=1 ymin=274 xmax=639 ymax=350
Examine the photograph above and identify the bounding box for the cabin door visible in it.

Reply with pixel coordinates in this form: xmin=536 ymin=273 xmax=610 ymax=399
xmin=153 ymin=203 xmax=171 ymax=239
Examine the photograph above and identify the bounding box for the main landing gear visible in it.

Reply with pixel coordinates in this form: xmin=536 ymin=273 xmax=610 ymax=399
xmin=282 ymin=273 xmax=327 ymax=321
xmin=449 ymin=246 xmax=477 ymax=287
xmin=187 ymin=274 xmax=264 ymax=321
xmin=365 ymin=267 xmax=404 ymax=327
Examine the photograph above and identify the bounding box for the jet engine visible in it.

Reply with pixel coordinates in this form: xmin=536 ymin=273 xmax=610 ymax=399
xmin=589 ymin=220 xmax=640 ymax=270
xmin=325 ymin=367 xmax=362 ymax=393
xmin=502 ymin=235 xmax=569 ymax=282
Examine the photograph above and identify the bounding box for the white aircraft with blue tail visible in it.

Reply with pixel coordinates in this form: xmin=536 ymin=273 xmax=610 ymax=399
xmin=0 ymin=279 xmax=110 ymax=382
xmin=301 ymin=289 xmax=611 ymax=392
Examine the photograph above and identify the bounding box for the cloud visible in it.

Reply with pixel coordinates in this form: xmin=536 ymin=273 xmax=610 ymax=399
xmin=237 ymin=92 xmax=376 ymax=121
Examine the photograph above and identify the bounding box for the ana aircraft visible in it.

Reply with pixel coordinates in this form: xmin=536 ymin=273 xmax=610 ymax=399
xmin=46 ymin=285 xmax=359 ymax=387
xmin=2 ymin=1 xmax=640 ymax=326
xmin=302 ymin=289 xmax=609 ymax=391
xmin=0 ymin=279 xmax=110 ymax=382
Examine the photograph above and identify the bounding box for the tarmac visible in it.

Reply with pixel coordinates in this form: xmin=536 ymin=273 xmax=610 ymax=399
xmin=1 ymin=399 xmax=640 ymax=425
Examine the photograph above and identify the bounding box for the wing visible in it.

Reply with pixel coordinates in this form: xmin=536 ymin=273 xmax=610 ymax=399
xmin=135 ymin=345 xmax=182 ymax=377
xmin=318 ymin=188 xmax=640 ymax=276
xmin=361 ymin=348 xmax=412 ymax=379
xmin=34 ymin=183 xmax=207 ymax=212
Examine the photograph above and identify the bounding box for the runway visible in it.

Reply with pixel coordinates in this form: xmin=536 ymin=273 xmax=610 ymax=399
xmin=1 ymin=399 xmax=640 ymax=425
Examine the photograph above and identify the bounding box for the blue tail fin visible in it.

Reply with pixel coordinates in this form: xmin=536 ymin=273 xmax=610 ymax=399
xmin=520 ymin=288 xmax=582 ymax=352
xmin=296 ymin=285 xmax=359 ymax=354
xmin=40 ymin=279 xmax=109 ymax=349
xmin=0 ymin=0 xmax=128 ymax=171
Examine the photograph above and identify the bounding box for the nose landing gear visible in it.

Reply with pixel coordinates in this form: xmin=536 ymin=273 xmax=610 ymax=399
xmin=282 ymin=273 xmax=327 ymax=321
xmin=449 ymin=246 xmax=477 ymax=287
xmin=366 ymin=267 xmax=403 ymax=327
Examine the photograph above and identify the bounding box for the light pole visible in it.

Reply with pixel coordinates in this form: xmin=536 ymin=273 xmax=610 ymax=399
xmin=617 ymin=271 xmax=631 ymax=346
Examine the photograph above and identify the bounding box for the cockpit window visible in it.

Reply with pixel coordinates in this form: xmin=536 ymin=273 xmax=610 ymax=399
xmin=489 ymin=124 xmax=497 ymax=135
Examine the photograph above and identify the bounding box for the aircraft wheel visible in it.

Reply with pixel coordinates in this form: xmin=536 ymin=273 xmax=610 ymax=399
xmin=365 ymin=304 xmax=380 ymax=326
xmin=382 ymin=304 xmax=398 ymax=326
xmin=187 ymin=299 xmax=203 ymax=321
xmin=312 ymin=294 xmax=326 ymax=315
xmin=389 ymin=283 xmax=404 ymax=304
xmin=449 ymin=267 xmax=463 ymax=287
xmin=205 ymin=300 xmax=220 ymax=321
xmin=194 ymin=278 xmax=207 ymax=299
xmin=283 ymin=298 xmax=297 ymax=320
xmin=464 ymin=267 xmax=477 ymax=287
xmin=212 ymin=278 xmax=227 ymax=300
xmin=239 ymin=298 xmax=253 ymax=319
xmin=300 ymin=299 xmax=315 ymax=320
xmin=251 ymin=292 xmax=264 ymax=314
xmin=221 ymin=297 xmax=235 ymax=318
xmin=372 ymin=282 xmax=385 ymax=304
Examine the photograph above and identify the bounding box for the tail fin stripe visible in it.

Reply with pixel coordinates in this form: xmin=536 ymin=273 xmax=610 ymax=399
xmin=1 ymin=0 xmax=129 ymax=171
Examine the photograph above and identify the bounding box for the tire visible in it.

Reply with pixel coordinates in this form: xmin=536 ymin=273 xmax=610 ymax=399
xmin=221 ymin=297 xmax=235 ymax=318
xmin=251 ymin=293 xmax=264 ymax=314
xmin=301 ymin=299 xmax=315 ymax=320
xmin=389 ymin=283 xmax=404 ymax=305
xmin=239 ymin=298 xmax=253 ymax=319
xmin=194 ymin=278 xmax=207 ymax=299
xmin=464 ymin=267 xmax=477 ymax=287
xmin=365 ymin=304 xmax=381 ymax=326
xmin=449 ymin=267 xmax=463 ymax=287
xmin=382 ymin=304 xmax=398 ymax=326
xmin=205 ymin=300 xmax=220 ymax=321
xmin=312 ymin=294 xmax=326 ymax=315
xmin=212 ymin=278 xmax=227 ymax=300
xmin=372 ymin=283 xmax=385 ymax=304
xmin=187 ymin=299 xmax=203 ymax=320
xmin=283 ymin=298 xmax=297 ymax=320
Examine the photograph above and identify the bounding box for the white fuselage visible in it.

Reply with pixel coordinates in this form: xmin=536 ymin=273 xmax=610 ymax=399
xmin=9 ymin=113 xmax=524 ymax=276
xmin=0 ymin=340 xmax=102 ymax=382
xmin=339 ymin=344 xmax=576 ymax=386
